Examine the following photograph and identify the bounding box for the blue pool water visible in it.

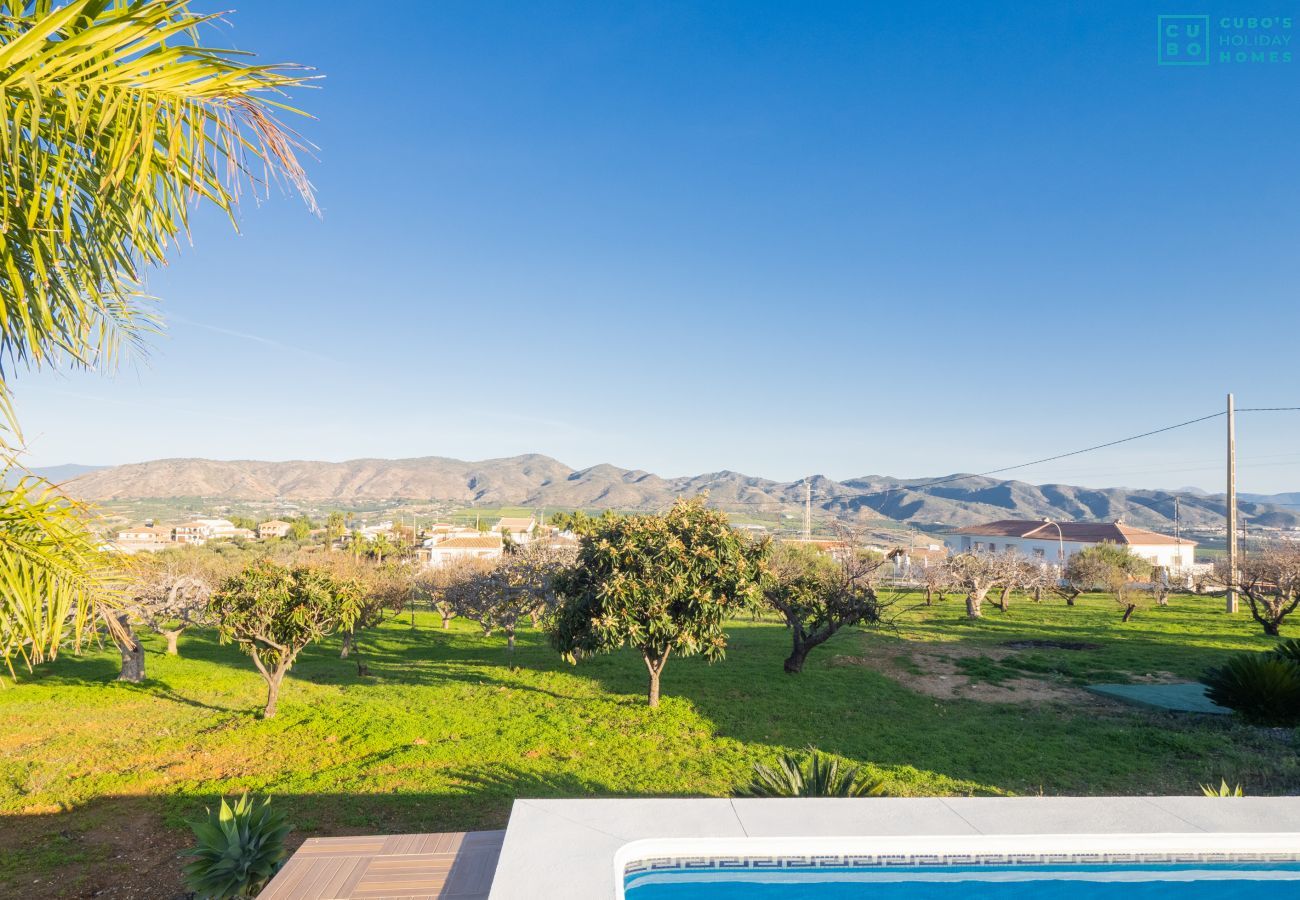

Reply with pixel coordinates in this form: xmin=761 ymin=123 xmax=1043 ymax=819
xmin=623 ymin=861 xmax=1300 ymax=899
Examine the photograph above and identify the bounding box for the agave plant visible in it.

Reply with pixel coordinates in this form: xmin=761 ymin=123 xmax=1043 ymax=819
xmin=1199 ymin=780 xmax=1244 ymax=797
xmin=737 ymin=748 xmax=888 ymax=798
xmin=183 ymin=793 xmax=291 ymax=898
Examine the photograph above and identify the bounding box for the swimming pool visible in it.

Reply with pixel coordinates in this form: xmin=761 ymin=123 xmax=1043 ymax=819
xmin=624 ymin=858 xmax=1300 ymax=898
xmin=619 ymin=836 xmax=1300 ymax=900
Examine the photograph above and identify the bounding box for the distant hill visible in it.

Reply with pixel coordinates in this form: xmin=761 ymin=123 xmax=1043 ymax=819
xmin=4 ymin=463 xmax=107 ymax=488
xmin=60 ymin=454 xmax=1300 ymax=531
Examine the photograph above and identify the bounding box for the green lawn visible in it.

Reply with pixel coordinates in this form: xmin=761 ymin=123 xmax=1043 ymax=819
xmin=1 ymin=593 xmax=1297 ymax=897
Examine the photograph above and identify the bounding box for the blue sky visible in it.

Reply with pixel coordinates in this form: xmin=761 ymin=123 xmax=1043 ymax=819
xmin=20 ymin=0 xmax=1300 ymax=492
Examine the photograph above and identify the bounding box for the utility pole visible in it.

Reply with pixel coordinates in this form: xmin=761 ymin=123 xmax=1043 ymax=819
xmin=1173 ymin=495 xmax=1182 ymax=570
xmin=1226 ymin=393 xmax=1239 ymax=614
xmin=803 ymin=479 xmax=812 ymax=540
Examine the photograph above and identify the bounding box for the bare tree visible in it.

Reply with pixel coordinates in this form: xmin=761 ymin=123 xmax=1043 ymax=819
xmin=1018 ymin=560 xmax=1059 ymax=603
xmin=1151 ymin=565 xmax=1172 ymax=607
xmin=946 ymin=550 xmax=1022 ymax=618
xmin=112 ymin=556 xmax=216 ymax=682
xmin=911 ymin=557 xmax=955 ymax=605
xmin=454 ymin=541 xmax=574 ymax=656
xmin=1218 ymin=544 xmax=1300 ymax=636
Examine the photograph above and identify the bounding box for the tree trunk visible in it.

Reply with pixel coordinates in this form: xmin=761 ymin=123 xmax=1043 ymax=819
xmin=997 ymin=585 xmax=1012 ymax=612
xmin=117 ymin=623 xmax=145 ymax=683
xmin=643 ymin=650 xmax=669 ymax=708
xmin=966 ymin=590 xmax=985 ymax=618
xmin=264 ymin=667 xmax=287 ymax=718
xmin=784 ymin=642 xmax=812 ymax=674
xmin=163 ymin=628 xmax=183 ymax=656
xmin=340 ymin=629 xmax=355 ymax=659
xmin=1121 ymin=604 xmax=1137 ymax=623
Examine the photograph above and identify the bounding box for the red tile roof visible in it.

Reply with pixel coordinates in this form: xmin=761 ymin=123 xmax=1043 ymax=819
xmin=951 ymin=519 xmax=1195 ymax=546
xmin=431 ymin=536 xmax=503 ymax=550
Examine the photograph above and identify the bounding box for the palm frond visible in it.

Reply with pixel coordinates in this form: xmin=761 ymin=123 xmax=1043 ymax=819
xmin=0 ymin=460 xmax=116 ymax=676
xmin=0 ymin=0 xmax=316 ymax=400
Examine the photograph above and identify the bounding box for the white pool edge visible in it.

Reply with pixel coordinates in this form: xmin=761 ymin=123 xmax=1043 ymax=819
xmin=612 ymin=832 xmax=1300 ymax=899
xmin=486 ymin=797 xmax=1300 ymax=900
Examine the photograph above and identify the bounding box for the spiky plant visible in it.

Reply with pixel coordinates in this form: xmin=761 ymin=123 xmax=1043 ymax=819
xmin=1273 ymin=639 xmax=1300 ymax=665
xmin=1202 ymin=653 xmax=1300 ymax=726
xmin=737 ymin=748 xmax=888 ymax=798
xmin=183 ymin=793 xmax=291 ymax=898
xmin=1199 ymin=780 xmax=1244 ymax=797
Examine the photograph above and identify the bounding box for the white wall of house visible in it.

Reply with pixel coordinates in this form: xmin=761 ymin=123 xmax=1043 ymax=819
xmin=426 ymin=544 xmax=503 ymax=568
xmin=943 ymin=533 xmax=1196 ymax=569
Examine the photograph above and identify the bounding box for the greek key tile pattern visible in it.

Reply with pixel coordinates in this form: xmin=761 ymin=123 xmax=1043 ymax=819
xmin=624 ymin=851 xmax=1300 ymax=877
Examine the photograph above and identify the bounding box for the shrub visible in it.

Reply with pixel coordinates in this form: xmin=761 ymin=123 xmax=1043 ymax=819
xmin=184 ymin=793 xmax=291 ymax=898
xmin=1202 ymin=654 xmax=1300 ymax=726
xmin=1272 ymin=639 xmax=1300 ymax=665
xmin=737 ymin=748 xmax=888 ymax=798
xmin=1199 ymin=780 xmax=1244 ymax=797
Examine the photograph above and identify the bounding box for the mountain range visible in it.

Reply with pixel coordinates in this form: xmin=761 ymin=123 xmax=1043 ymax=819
xmin=49 ymin=455 xmax=1300 ymax=531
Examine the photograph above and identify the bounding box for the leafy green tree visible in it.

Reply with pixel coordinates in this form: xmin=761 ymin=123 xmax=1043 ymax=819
xmin=209 ymin=561 xmax=362 ymax=717
xmin=0 ymin=0 xmax=313 ymax=676
xmin=550 ymin=498 xmax=766 ymax=707
xmin=761 ymin=538 xmax=887 ymax=674
xmin=368 ymin=531 xmax=394 ymax=563
xmin=326 ymin=512 xmax=347 ymax=548
xmin=1065 ymin=544 xmax=1148 ymax=621
xmin=288 ymin=515 xmax=313 ymax=542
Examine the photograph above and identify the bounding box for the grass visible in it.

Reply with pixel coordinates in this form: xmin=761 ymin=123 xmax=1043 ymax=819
xmin=1 ymin=593 xmax=1298 ymax=896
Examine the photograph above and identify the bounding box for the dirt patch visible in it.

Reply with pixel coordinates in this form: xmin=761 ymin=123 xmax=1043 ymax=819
xmin=832 ymin=642 xmax=1109 ymax=707
xmin=0 ymin=797 xmax=192 ymax=900
xmin=1001 ymin=639 xmax=1101 ymax=651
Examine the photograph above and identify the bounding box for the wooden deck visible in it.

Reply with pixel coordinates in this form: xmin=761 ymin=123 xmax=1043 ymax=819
xmin=260 ymin=830 xmax=505 ymax=900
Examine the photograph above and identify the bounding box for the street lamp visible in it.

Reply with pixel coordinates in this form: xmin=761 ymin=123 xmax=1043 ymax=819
xmin=1043 ymin=519 xmax=1065 ymax=575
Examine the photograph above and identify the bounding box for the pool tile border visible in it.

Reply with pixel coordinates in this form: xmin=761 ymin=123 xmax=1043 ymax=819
xmin=625 ymin=849 xmax=1300 ymax=875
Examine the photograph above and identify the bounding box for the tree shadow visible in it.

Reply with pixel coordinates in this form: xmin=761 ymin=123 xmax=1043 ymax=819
xmin=0 ymin=771 xmax=629 ymax=900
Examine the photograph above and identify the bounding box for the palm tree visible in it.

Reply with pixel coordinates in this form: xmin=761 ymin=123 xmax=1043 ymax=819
xmin=0 ymin=0 xmax=315 ymax=675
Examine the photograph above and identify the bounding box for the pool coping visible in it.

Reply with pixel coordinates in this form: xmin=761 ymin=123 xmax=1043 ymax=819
xmin=486 ymin=797 xmax=1300 ymax=899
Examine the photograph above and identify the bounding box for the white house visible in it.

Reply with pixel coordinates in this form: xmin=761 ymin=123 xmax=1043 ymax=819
xmin=193 ymin=517 xmax=239 ymax=538
xmin=421 ymin=535 xmax=504 ymax=568
xmin=944 ymin=519 xmax=1197 ymax=571
xmin=257 ymin=519 xmax=293 ymax=540
xmin=114 ymin=525 xmax=174 ymax=553
xmin=492 ymin=516 xmax=537 ymax=544
xmin=173 ymin=521 xmax=212 ymax=545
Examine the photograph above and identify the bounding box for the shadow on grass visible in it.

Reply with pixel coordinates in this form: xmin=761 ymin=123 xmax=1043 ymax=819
xmin=0 ymin=770 xmax=629 ymax=900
